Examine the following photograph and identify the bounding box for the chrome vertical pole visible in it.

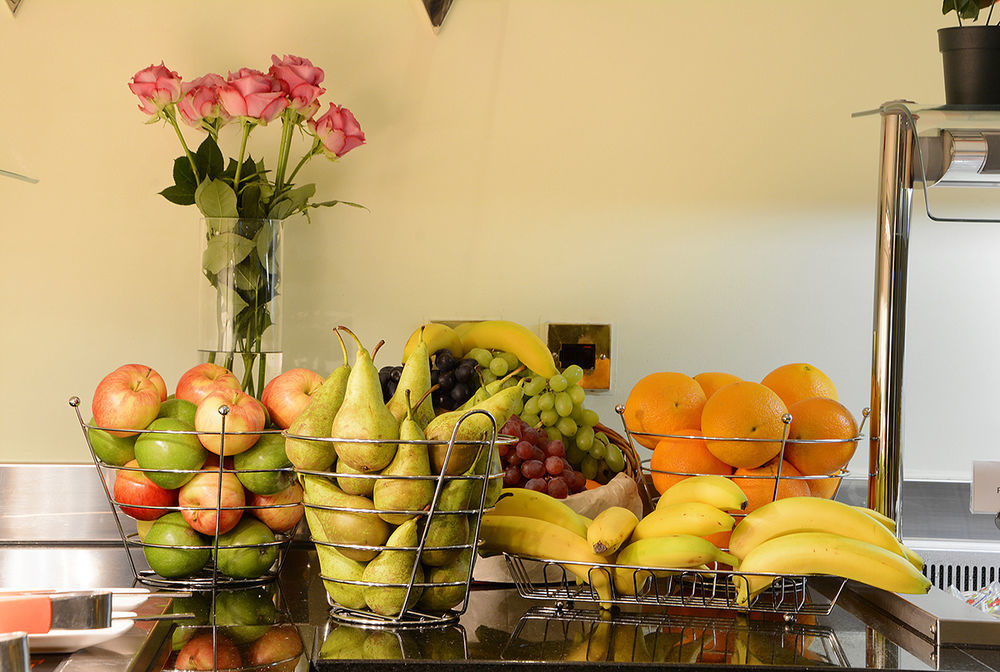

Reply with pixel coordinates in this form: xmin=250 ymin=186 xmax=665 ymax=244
xmin=868 ymin=106 xmax=914 ymax=528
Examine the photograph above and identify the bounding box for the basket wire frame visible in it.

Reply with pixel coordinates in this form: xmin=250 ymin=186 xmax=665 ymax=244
xmin=69 ymin=396 xmax=297 ymax=590
xmin=504 ymin=604 xmax=849 ymax=666
xmin=293 ymin=408 xmax=507 ymax=628
xmin=502 ymin=554 xmax=849 ymax=616
xmin=615 ymin=404 xmax=872 ymax=516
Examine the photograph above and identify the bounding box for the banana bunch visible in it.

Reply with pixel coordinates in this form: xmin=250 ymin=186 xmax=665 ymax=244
xmin=728 ymin=495 xmax=931 ymax=606
xmin=479 ymin=479 xmax=739 ymax=607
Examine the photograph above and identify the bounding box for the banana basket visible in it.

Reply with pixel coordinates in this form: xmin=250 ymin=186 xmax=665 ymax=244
xmin=503 ymin=604 xmax=849 ymax=666
xmin=70 ymin=397 xmax=298 ymax=590
xmin=614 ymin=404 xmax=871 ymax=515
xmin=501 ymin=554 xmax=849 ymax=616
xmin=291 ymin=408 xmax=508 ymax=628
xmin=593 ymin=422 xmax=651 ymax=512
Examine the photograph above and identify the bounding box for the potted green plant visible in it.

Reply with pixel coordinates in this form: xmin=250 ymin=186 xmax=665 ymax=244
xmin=939 ymin=0 xmax=1000 ymax=105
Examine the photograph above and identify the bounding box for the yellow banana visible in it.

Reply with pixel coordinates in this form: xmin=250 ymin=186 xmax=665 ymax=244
xmin=479 ymin=514 xmax=613 ymax=607
xmin=564 ymin=619 xmax=611 ymax=662
xmin=852 ymin=505 xmax=897 ymax=533
xmin=458 ymin=320 xmax=558 ymax=377
xmin=587 ymin=506 xmax=640 ymax=555
xmin=728 ymin=496 xmax=921 ymax=570
xmin=734 ymin=531 xmax=932 ymax=607
xmin=614 ymin=535 xmax=739 ymax=595
xmin=491 ymin=487 xmax=590 ymax=539
xmin=656 ymin=475 xmax=748 ymax=512
xmin=632 ymin=501 xmax=735 ymax=542
xmin=402 ymin=322 xmax=464 ymax=362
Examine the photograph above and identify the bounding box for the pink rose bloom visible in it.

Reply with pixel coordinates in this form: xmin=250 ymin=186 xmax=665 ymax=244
xmin=268 ymin=54 xmax=325 ymax=118
xmin=128 ymin=62 xmax=183 ymax=116
xmin=219 ymin=68 xmax=288 ymax=123
xmin=309 ymin=103 xmax=365 ymax=158
xmin=177 ymin=73 xmax=230 ymax=128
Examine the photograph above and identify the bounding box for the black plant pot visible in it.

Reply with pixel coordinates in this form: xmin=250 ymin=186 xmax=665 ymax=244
xmin=939 ymin=26 xmax=1000 ymax=106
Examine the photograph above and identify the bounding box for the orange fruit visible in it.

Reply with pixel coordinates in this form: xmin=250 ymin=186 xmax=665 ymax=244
xmin=648 ymin=429 xmax=733 ymax=495
xmin=807 ymin=474 xmax=843 ymax=499
xmin=732 ymin=459 xmax=810 ymax=512
xmin=700 ymin=381 xmax=789 ymax=468
xmin=761 ymin=363 xmax=838 ymax=408
xmin=624 ymin=372 xmax=706 ymax=449
xmin=703 ymin=529 xmax=733 ymax=551
xmin=693 ymin=372 xmax=742 ymax=401
xmin=783 ymin=397 xmax=859 ymax=476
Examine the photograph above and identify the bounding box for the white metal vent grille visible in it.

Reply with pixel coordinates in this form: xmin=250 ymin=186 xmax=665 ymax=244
xmin=924 ymin=562 xmax=998 ymax=592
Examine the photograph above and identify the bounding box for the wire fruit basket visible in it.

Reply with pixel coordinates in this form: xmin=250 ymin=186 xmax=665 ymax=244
xmin=70 ymin=397 xmax=298 ymax=590
xmin=615 ymin=404 xmax=871 ymax=517
xmin=293 ymin=408 xmax=509 ymax=628
xmin=502 ymin=554 xmax=848 ymax=616
xmin=503 ymin=604 xmax=849 ymax=666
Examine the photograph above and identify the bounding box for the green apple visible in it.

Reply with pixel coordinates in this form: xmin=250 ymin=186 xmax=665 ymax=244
xmin=87 ymin=417 xmax=136 ymax=466
xmin=215 ymin=587 xmax=279 ymax=643
xmin=233 ymin=433 xmax=293 ymax=495
xmin=134 ymin=417 xmax=206 ymax=489
xmin=157 ymin=398 xmax=197 ymax=425
xmin=143 ymin=511 xmax=211 ymax=578
xmin=214 ymin=518 xmax=279 ymax=579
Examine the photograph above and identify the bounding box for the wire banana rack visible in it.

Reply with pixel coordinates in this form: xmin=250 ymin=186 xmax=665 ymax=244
xmin=503 ymin=604 xmax=849 ymax=666
xmin=502 ymin=554 xmax=849 ymax=616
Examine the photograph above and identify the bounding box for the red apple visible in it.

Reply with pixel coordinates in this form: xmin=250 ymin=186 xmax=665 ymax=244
xmin=175 ymin=363 xmax=241 ymax=406
xmin=249 ymin=482 xmax=304 ymax=533
xmin=248 ymin=624 xmax=304 ymax=671
xmin=195 ymin=389 xmax=266 ymax=456
xmin=178 ymin=470 xmax=246 ymax=535
xmin=260 ymin=368 xmax=323 ymax=429
xmin=113 ymin=459 xmax=178 ymax=520
xmin=174 ymin=632 xmax=242 ymax=670
xmin=92 ymin=364 xmax=164 ymax=437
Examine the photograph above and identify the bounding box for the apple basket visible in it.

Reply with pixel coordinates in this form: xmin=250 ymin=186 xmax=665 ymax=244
xmin=614 ymin=403 xmax=871 ymax=521
xmin=290 ymin=408 xmax=508 ymax=628
xmin=69 ymin=396 xmax=298 ymax=590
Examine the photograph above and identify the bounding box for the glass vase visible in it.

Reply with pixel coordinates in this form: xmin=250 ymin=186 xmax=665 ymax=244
xmin=197 ymin=217 xmax=284 ymax=399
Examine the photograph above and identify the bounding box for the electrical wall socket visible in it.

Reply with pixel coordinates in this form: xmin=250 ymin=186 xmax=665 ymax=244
xmin=971 ymin=461 xmax=1000 ymax=514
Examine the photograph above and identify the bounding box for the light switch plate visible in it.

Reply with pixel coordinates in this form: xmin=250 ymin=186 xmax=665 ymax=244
xmin=970 ymin=461 xmax=1000 ymax=513
xmin=546 ymin=323 xmax=611 ymax=390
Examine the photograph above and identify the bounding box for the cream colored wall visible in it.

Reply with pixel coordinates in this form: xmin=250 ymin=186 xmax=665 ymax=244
xmin=0 ymin=0 xmax=991 ymax=481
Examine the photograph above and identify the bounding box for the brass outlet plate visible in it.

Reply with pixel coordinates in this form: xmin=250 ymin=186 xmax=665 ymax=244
xmin=547 ymin=324 xmax=611 ymax=390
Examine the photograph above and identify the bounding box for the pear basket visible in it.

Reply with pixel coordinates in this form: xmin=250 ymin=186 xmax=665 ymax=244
xmin=291 ymin=408 xmax=509 ymax=628
xmin=70 ymin=397 xmax=298 ymax=590
xmin=614 ymin=404 xmax=871 ymax=517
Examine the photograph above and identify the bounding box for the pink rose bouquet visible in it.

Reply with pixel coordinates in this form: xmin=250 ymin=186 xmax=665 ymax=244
xmin=129 ymin=54 xmax=364 ymax=222
xmin=128 ymin=55 xmax=365 ymax=396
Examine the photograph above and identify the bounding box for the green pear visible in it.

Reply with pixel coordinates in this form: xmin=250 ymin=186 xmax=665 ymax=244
xmin=426 ymin=384 xmax=523 ymax=475
xmin=334 ymin=457 xmax=376 ymax=496
xmin=373 ymin=398 xmax=435 ymax=525
xmin=301 ymin=474 xmax=390 ymax=562
xmin=418 ymin=546 xmax=473 ymax=612
xmin=386 ymin=336 xmax=434 ymax=428
xmin=467 ymin=440 xmax=504 ymax=511
xmin=361 ymin=517 xmax=424 ymax=617
xmin=420 ymin=457 xmax=480 ymax=567
xmin=285 ymin=331 xmax=351 ymax=471
xmin=306 ymin=506 xmax=368 ymax=610
xmin=363 ymin=630 xmax=405 ymax=660
xmin=455 ymin=365 xmax=524 ymax=412
xmin=330 ymin=327 xmax=399 ymax=473
xmin=319 ymin=625 xmax=368 ymax=660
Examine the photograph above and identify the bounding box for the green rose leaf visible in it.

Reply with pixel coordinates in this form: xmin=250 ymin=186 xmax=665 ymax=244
xmin=254 ymin=220 xmax=278 ymax=266
xmin=202 ymin=232 xmax=256 ymax=275
xmin=306 ymin=199 xmax=368 ymax=211
xmin=196 ymin=137 xmax=225 ymax=180
xmin=196 ymin=179 xmax=239 ymax=218
xmin=235 ymin=257 xmax=263 ymax=293
xmin=160 ymin=184 xmax=196 ymax=206
xmin=241 ymin=184 xmax=265 ymax=219
xmin=172 ymin=156 xmax=197 ymax=193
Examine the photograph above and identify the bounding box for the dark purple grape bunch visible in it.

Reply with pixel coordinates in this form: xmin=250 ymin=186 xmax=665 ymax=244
xmin=429 ymin=349 xmax=479 ymax=411
xmin=379 ymin=349 xmax=481 ymax=411
xmin=497 ymin=415 xmax=588 ymax=499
